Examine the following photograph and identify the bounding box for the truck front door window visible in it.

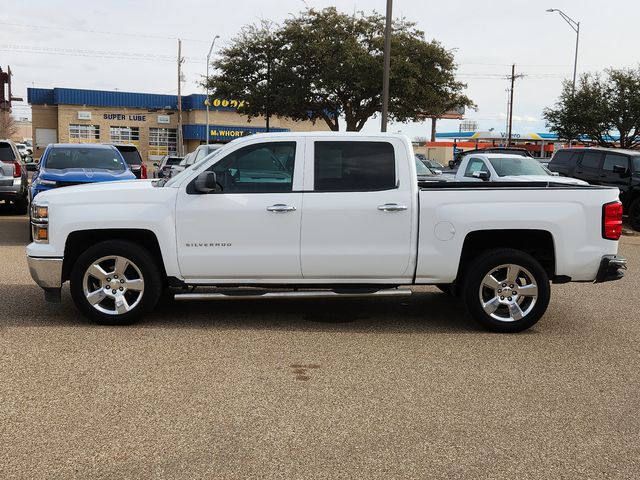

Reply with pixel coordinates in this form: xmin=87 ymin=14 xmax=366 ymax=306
xmin=464 ymin=158 xmax=488 ymax=178
xmin=212 ymin=142 xmax=295 ymax=193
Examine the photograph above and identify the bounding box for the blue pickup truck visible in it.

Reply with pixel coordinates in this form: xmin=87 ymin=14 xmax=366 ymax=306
xmin=31 ymin=144 xmax=136 ymax=200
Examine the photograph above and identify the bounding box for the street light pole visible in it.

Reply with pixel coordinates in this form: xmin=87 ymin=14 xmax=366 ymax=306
xmin=546 ymin=8 xmax=580 ymax=92
xmin=206 ymin=35 xmax=220 ymax=145
xmin=380 ymin=0 xmax=393 ymax=132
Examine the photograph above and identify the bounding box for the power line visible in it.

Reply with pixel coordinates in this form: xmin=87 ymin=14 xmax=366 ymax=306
xmin=0 ymin=22 xmax=209 ymax=43
xmin=0 ymin=45 xmax=204 ymax=64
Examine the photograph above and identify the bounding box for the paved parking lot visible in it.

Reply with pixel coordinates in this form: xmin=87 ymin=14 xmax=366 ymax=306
xmin=1 ymin=210 xmax=639 ymax=479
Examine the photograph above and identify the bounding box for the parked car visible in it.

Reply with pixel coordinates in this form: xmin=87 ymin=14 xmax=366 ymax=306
xmin=454 ymin=154 xmax=589 ymax=186
xmin=28 ymin=133 xmax=626 ymax=333
xmin=170 ymin=144 xmax=224 ymax=177
xmin=548 ymin=147 xmax=640 ymax=230
xmin=423 ymin=159 xmax=445 ymax=172
xmin=31 ymin=144 xmax=136 ymax=201
xmin=15 ymin=143 xmax=31 ymax=158
xmin=112 ymin=144 xmax=147 ymax=179
xmin=415 ymin=156 xmax=448 ymax=182
xmin=154 ymin=155 xmax=183 ymax=178
xmin=449 ymin=147 xmax=534 ymax=170
xmin=0 ymin=139 xmax=29 ymax=213
xmin=15 ymin=142 xmax=38 ymax=171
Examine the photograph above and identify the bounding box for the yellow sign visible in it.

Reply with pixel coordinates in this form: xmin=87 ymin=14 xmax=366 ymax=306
xmin=206 ymin=99 xmax=246 ymax=109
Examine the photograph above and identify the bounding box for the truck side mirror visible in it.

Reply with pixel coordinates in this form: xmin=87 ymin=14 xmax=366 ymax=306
xmin=194 ymin=171 xmax=220 ymax=193
xmin=612 ymin=164 xmax=629 ymax=176
xmin=472 ymin=171 xmax=490 ymax=181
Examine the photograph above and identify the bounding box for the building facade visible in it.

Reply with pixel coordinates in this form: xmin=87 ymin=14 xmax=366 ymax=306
xmin=27 ymin=87 xmax=328 ymax=163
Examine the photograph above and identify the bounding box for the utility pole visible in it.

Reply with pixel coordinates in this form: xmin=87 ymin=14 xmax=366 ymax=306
xmin=507 ymin=64 xmax=525 ymax=146
xmin=265 ymin=47 xmax=271 ymax=132
xmin=177 ymin=39 xmax=184 ymax=156
xmin=507 ymin=64 xmax=515 ymax=145
xmin=206 ymin=35 xmax=220 ymax=145
xmin=380 ymin=0 xmax=393 ymax=132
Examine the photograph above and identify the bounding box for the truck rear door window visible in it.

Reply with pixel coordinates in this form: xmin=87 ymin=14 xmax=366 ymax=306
xmin=314 ymin=141 xmax=396 ymax=191
xmin=580 ymin=152 xmax=603 ymax=169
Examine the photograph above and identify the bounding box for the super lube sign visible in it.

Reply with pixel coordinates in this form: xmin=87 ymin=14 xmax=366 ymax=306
xmin=103 ymin=113 xmax=147 ymax=121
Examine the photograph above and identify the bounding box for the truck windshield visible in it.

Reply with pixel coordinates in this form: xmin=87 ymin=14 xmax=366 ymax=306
xmin=488 ymin=156 xmax=548 ymax=177
xmin=45 ymin=148 xmax=125 ymax=171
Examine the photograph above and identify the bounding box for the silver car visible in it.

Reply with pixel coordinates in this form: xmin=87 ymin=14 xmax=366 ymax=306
xmin=169 ymin=144 xmax=224 ymax=177
xmin=0 ymin=139 xmax=29 ymax=214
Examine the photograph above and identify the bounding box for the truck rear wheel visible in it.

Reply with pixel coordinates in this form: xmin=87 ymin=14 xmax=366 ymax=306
xmin=462 ymin=248 xmax=550 ymax=333
xmin=70 ymin=240 xmax=162 ymax=325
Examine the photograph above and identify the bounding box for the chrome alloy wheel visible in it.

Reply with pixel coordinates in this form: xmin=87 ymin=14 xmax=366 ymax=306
xmin=82 ymin=255 xmax=145 ymax=315
xmin=478 ymin=263 xmax=538 ymax=322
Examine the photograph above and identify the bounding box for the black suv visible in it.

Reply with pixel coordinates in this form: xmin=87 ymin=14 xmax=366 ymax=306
xmin=113 ymin=144 xmax=146 ymax=179
xmin=548 ymin=147 xmax=640 ymax=230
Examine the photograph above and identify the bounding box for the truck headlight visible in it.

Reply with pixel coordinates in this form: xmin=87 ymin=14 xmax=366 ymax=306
xmin=31 ymin=203 xmax=49 ymax=243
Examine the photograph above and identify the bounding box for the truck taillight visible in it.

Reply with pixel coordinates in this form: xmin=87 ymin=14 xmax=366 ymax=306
xmin=602 ymin=201 xmax=623 ymax=240
xmin=140 ymin=163 xmax=147 ymax=179
xmin=13 ymin=160 xmax=21 ymax=178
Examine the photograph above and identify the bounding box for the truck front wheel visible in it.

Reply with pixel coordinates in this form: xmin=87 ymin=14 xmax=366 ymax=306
xmin=462 ymin=249 xmax=550 ymax=333
xmin=70 ymin=240 xmax=162 ymax=325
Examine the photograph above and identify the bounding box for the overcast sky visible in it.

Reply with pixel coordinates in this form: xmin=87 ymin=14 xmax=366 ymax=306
xmin=2 ymin=0 xmax=639 ymax=138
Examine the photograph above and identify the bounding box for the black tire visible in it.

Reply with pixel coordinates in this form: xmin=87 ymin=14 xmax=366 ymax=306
xmin=629 ymin=198 xmax=640 ymax=231
xmin=70 ymin=240 xmax=163 ymax=325
xmin=13 ymin=193 xmax=28 ymax=215
xmin=462 ymin=248 xmax=550 ymax=333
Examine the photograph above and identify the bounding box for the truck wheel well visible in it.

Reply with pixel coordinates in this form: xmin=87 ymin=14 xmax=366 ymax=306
xmin=63 ymin=229 xmax=166 ymax=282
xmin=458 ymin=230 xmax=555 ymax=280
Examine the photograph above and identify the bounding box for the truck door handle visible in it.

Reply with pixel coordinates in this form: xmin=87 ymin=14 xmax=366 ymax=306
xmin=266 ymin=204 xmax=296 ymax=213
xmin=378 ymin=203 xmax=408 ymax=212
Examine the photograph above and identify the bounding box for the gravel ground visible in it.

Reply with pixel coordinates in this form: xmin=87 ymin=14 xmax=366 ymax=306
xmin=1 ymin=211 xmax=639 ymax=479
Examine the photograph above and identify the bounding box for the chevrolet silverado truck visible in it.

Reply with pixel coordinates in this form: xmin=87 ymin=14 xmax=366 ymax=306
xmin=27 ymin=133 xmax=627 ymax=332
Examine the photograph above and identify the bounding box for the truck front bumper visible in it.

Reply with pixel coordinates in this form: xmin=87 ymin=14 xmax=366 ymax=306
xmin=27 ymin=256 xmax=63 ymax=300
xmin=595 ymin=255 xmax=627 ymax=283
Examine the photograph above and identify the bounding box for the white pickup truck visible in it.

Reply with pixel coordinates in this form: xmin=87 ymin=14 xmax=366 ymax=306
xmin=27 ymin=133 xmax=627 ymax=332
xmin=453 ymin=153 xmax=588 ymax=185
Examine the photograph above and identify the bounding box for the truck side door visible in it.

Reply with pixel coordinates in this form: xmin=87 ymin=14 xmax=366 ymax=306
xmin=575 ymin=151 xmax=603 ymax=184
xmin=461 ymin=157 xmax=490 ymax=181
xmin=175 ymin=139 xmax=304 ymax=280
xmin=300 ymin=139 xmax=415 ymax=280
xmin=600 ymin=152 xmax=631 ymax=203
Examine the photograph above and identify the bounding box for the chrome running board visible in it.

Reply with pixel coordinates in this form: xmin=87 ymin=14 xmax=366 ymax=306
xmin=174 ymin=288 xmax=412 ymax=301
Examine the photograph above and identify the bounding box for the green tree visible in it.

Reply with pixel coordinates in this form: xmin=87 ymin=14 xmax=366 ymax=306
xmin=544 ymin=68 xmax=640 ymax=148
xmin=205 ymin=7 xmax=473 ymax=131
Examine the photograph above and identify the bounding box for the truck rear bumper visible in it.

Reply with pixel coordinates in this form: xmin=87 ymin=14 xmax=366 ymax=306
xmin=595 ymin=255 xmax=627 ymax=283
xmin=27 ymin=256 xmax=63 ymax=289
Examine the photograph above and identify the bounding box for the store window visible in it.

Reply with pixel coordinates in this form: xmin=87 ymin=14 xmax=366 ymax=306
xmin=149 ymin=128 xmax=177 ymax=156
xmin=110 ymin=126 xmax=140 ymax=145
xmin=69 ymin=124 xmax=100 ymax=143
